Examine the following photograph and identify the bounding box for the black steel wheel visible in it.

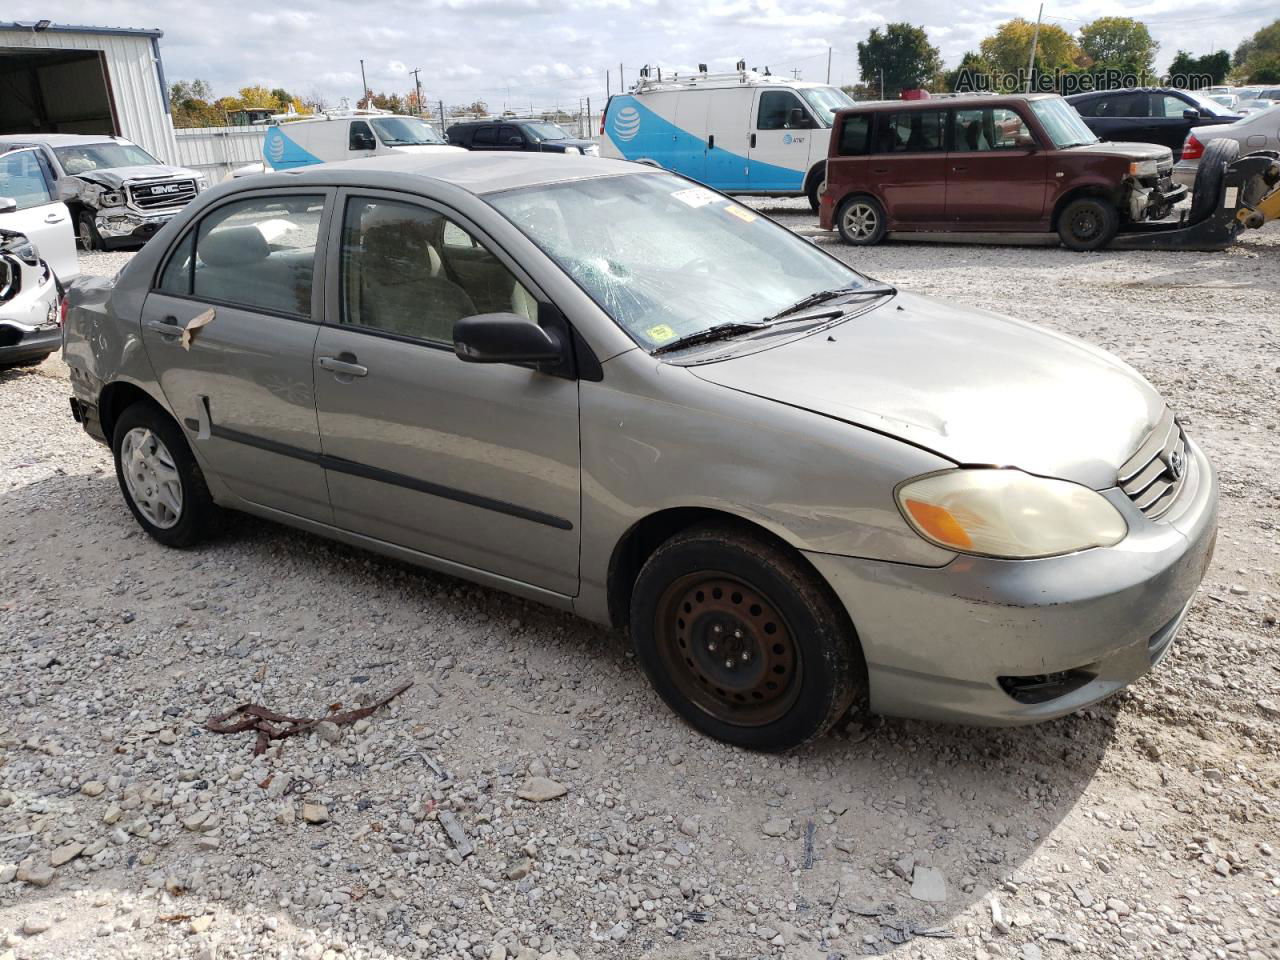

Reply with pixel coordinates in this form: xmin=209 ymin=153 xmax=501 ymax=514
xmin=631 ymin=524 xmax=865 ymax=751
xmin=1057 ymin=197 xmax=1119 ymax=252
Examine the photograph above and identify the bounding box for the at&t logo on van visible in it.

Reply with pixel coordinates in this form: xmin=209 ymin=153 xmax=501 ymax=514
xmin=613 ymin=106 xmax=641 ymax=142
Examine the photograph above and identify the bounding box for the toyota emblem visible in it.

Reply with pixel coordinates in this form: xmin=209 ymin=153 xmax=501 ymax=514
xmin=1166 ymin=450 xmax=1185 ymax=481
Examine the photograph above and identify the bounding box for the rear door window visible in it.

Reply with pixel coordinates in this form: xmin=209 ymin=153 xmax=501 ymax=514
xmin=177 ymin=195 xmax=325 ymax=317
xmin=497 ymin=125 xmax=522 ymax=146
xmin=838 ymin=114 xmax=872 ymax=155
xmin=472 ymin=126 xmax=497 ymax=146
xmin=872 ymin=110 xmax=946 ymax=153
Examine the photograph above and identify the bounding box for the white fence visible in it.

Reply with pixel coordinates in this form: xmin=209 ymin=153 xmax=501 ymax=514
xmin=173 ymin=126 xmax=266 ymax=182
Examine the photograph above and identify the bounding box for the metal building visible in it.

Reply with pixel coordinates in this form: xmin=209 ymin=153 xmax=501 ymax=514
xmin=0 ymin=21 xmax=178 ymax=164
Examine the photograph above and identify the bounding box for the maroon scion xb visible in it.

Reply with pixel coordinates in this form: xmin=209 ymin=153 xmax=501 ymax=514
xmin=817 ymin=93 xmax=1187 ymax=251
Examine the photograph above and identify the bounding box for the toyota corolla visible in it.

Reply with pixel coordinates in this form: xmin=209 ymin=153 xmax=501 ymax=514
xmin=62 ymin=153 xmax=1217 ymax=750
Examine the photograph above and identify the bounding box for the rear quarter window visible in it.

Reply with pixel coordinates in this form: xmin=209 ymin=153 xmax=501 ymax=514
xmin=838 ymin=114 xmax=872 ymax=155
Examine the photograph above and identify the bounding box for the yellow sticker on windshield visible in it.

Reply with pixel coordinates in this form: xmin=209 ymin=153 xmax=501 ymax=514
xmin=724 ymin=204 xmax=758 ymax=223
xmin=647 ymin=323 xmax=677 ymax=343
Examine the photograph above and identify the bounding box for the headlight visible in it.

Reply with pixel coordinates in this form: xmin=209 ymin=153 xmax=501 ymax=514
xmin=1128 ymin=159 xmax=1158 ymax=177
xmin=101 ymin=191 xmax=124 ymax=206
xmin=896 ymin=469 xmax=1127 ymax=559
xmin=195 ymin=175 xmax=209 ymax=190
xmin=9 ymin=240 xmax=39 ymax=266
xmin=563 ymin=146 xmax=581 ymax=155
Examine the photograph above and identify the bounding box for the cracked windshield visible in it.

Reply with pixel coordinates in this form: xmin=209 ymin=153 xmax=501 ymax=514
xmin=489 ymin=172 xmax=867 ymax=350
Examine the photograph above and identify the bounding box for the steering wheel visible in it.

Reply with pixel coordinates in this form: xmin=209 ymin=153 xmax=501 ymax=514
xmin=678 ymin=257 xmax=718 ymax=276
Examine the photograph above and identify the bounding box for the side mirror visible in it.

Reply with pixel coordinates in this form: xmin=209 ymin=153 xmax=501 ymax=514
xmin=0 ymin=197 xmax=16 ymax=214
xmin=508 ymin=136 xmax=524 ymax=146
xmin=352 ymin=134 xmax=376 ymax=151
xmin=454 ymin=312 xmax=565 ymax=365
xmin=1183 ymin=108 xmax=1201 ymax=121
xmin=787 ymin=107 xmax=809 ymax=128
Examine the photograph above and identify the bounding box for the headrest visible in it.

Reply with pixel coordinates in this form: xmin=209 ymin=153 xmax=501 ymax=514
xmin=199 ymin=225 xmax=271 ymax=267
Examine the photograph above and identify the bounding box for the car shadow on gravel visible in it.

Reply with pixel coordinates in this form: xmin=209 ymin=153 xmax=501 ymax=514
xmin=2 ymin=472 xmax=1119 ymax=955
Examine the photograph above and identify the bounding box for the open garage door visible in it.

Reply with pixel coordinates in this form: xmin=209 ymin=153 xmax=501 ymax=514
xmin=0 ymin=47 xmax=118 ymax=137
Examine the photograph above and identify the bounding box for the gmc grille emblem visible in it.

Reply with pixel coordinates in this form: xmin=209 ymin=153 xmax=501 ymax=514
xmin=150 ymin=184 xmax=182 ymax=194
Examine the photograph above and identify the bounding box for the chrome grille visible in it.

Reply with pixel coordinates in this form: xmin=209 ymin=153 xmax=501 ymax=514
xmin=1118 ymin=407 xmax=1187 ymax=520
xmin=128 ymin=179 xmax=197 ymax=210
xmin=1157 ymin=156 xmax=1173 ymax=177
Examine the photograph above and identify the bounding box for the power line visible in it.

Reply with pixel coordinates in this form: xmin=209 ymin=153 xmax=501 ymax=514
xmin=1044 ymin=4 xmax=1274 ymax=25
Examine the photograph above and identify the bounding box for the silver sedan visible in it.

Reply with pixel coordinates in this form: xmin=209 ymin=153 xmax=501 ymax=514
xmin=1175 ymin=104 xmax=1280 ymax=188
xmin=62 ymin=153 xmax=1217 ymax=750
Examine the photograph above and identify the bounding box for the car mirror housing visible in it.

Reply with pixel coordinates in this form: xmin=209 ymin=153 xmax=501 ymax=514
xmin=0 ymin=197 xmax=16 ymax=214
xmin=1182 ymin=109 xmax=1201 ymax=121
xmin=508 ymin=137 xmax=524 ymax=146
xmin=788 ymin=108 xmax=809 ymax=129
xmin=454 ymin=312 xmax=565 ymax=365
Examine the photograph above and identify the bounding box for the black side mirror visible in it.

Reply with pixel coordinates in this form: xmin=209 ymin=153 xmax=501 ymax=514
xmin=352 ymin=133 xmax=376 ymax=151
xmin=1182 ymin=108 xmax=1201 ymax=121
xmin=454 ymin=312 xmax=565 ymax=365
xmin=508 ymin=136 xmax=524 ymax=146
xmin=0 ymin=197 xmax=16 ymax=214
xmin=787 ymin=107 xmax=809 ymax=129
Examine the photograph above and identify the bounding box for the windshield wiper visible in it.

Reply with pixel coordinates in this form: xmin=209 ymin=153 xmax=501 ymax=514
xmin=652 ymin=321 xmax=770 ymax=355
xmin=764 ymin=283 xmax=897 ymax=323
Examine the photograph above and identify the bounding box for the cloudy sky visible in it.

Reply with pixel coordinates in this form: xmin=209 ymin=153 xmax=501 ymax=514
xmin=30 ymin=0 xmax=1277 ymax=109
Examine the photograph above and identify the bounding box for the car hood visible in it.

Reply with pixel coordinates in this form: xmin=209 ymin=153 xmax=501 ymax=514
xmin=388 ymin=144 xmax=466 ymax=154
xmin=73 ymin=165 xmax=198 ymax=188
xmin=688 ymin=291 xmax=1163 ymax=489
xmin=1063 ymin=141 xmax=1172 ymax=162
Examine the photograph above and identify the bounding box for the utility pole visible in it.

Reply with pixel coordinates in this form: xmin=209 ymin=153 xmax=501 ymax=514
xmin=619 ymin=62 xmax=624 ymax=92
xmin=410 ymin=67 xmax=423 ymax=117
xmin=1026 ymin=3 xmax=1043 ymax=93
xmin=790 ymin=68 xmax=801 ymax=80
xmin=359 ymin=59 xmax=368 ymax=109
xmin=438 ymin=99 xmax=445 ymax=131
xmin=826 ymin=46 xmax=832 ymax=84
xmin=586 ymin=96 xmax=592 ymax=137
xmin=606 ymin=69 xmax=610 ymax=99
xmin=879 ymin=68 xmax=884 ymax=100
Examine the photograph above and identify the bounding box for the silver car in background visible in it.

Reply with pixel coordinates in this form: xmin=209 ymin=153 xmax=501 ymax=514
xmin=62 ymin=153 xmax=1217 ymax=750
xmin=1176 ymin=104 xmax=1280 ymax=188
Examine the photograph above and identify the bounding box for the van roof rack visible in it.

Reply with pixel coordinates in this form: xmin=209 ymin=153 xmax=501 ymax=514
xmin=630 ymin=68 xmax=811 ymax=94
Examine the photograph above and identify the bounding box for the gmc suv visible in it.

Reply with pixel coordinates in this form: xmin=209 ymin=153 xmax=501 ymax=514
xmin=445 ymin=119 xmax=599 ymax=156
xmin=0 ymin=134 xmax=207 ymax=251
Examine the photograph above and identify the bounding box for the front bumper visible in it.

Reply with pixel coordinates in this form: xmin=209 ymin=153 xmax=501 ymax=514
xmin=0 ymin=273 xmax=61 ymax=364
xmin=94 ymin=209 xmax=179 ymax=248
xmin=806 ymin=438 xmax=1218 ymax=726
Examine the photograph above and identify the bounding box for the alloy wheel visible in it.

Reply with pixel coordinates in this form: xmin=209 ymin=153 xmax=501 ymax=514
xmin=654 ymin=573 xmax=802 ymax=727
xmin=842 ymin=202 xmax=879 ymax=241
xmin=120 ymin=427 xmax=183 ymax=529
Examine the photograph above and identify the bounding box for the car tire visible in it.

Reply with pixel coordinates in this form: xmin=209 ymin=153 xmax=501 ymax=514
xmin=805 ymin=164 xmax=825 ymax=213
xmin=1057 ymin=197 xmax=1119 ymax=252
xmin=76 ymin=210 xmax=103 ymax=252
xmin=112 ymin=401 xmax=219 ymax=548
xmin=630 ymin=524 xmax=865 ymax=751
xmin=1188 ymin=138 xmax=1240 ymax=226
xmin=835 ymin=195 xmax=887 ymax=246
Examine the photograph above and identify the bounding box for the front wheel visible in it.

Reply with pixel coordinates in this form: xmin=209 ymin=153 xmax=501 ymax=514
xmin=1057 ymin=197 xmax=1119 ymax=252
xmin=77 ymin=211 xmax=103 ymax=252
xmin=835 ymin=195 xmax=887 ymax=246
xmin=112 ymin=402 xmax=219 ymax=547
xmin=630 ymin=525 xmax=865 ymax=751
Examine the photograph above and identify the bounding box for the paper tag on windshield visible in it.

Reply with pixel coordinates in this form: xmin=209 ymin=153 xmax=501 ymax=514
xmin=671 ymin=187 xmax=720 ymax=208
xmin=1223 ymin=186 xmax=1238 ymax=208
xmin=646 ymin=323 xmax=677 ymax=343
xmin=724 ymin=204 xmax=758 ymax=223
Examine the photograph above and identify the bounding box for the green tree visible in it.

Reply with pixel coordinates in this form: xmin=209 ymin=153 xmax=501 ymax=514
xmin=945 ymin=51 xmax=994 ymax=91
xmin=370 ymin=91 xmax=406 ymax=114
xmin=1078 ymin=17 xmax=1158 ymax=78
xmin=856 ymin=23 xmax=943 ymax=96
xmin=168 ymin=79 xmax=224 ymax=128
xmin=1168 ymin=50 xmax=1231 ymax=87
xmin=1237 ymin=19 xmax=1280 ymax=81
xmin=980 ymin=19 xmax=1084 ymax=78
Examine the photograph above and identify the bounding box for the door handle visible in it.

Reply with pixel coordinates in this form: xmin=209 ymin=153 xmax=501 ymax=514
xmin=45 ymin=212 xmax=65 ymax=224
xmin=318 ymin=354 xmax=368 ymax=378
xmin=952 ymin=165 xmax=967 ymax=172
xmin=750 ymin=133 xmax=757 ymax=148
xmin=872 ymin=167 xmax=889 ymax=175
xmin=708 ymin=134 xmax=715 ymax=150
xmin=145 ymin=317 xmax=181 ymax=338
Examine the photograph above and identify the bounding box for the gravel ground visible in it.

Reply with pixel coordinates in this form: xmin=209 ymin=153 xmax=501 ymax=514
xmin=1 ymin=219 xmax=1278 ymax=960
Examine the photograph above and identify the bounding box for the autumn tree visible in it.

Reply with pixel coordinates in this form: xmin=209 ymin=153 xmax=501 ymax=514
xmin=980 ymin=19 xmax=1084 ymax=78
xmin=856 ymin=23 xmax=943 ymax=96
xmin=1078 ymin=17 xmax=1158 ymax=78
xmin=945 ymin=51 xmax=995 ymax=91
xmin=169 ymin=79 xmax=224 ymax=128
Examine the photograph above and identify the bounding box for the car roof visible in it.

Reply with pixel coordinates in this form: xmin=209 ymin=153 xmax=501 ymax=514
xmin=264 ymin=151 xmax=647 ymax=195
xmin=1065 ymin=87 xmax=1191 ymax=101
xmin=0 ymin=133 xmax=126 ymax=147
xmin=838 ymin=92 xmax=1060 ymax=112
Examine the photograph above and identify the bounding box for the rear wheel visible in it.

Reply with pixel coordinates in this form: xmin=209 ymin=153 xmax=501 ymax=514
xmin=112 ymin=402 xmax=219 ymax=547
xmin=1057 ymin=197 xmax=1119 ymax=252
xmin=630 ymin=524 xmax=864 ymax=751
xmin=805 ymin=164 xmax=825 ymax=213
xmin=1188 ymin=138 xmax=1240 ymax=226
xmin=835 ymin=195 xmax=886 ymax=246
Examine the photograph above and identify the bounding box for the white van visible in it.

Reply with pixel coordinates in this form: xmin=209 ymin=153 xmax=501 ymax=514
xmin=600 ymin=69 xmax=855 ymax=209
xmin=235 ymin=109 xmax=462 ymax=176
